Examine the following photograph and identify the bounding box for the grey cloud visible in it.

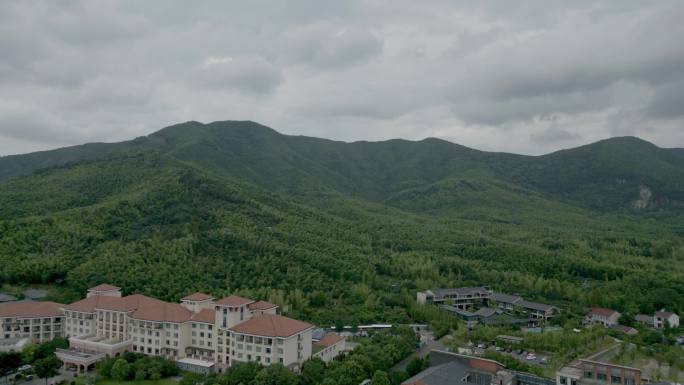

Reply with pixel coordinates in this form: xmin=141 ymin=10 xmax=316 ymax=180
xmin=280 ymin=23 xmax=383 ymax=69
xmin=1 ymin=0 xmax=684 ymax=156
xmin=645 ymin=80 xmax=684 ymax=119
xmin=530 ymin=127 xmax=583 ymax=144
xmin=194 ymin=56 xmax=283 ymax=95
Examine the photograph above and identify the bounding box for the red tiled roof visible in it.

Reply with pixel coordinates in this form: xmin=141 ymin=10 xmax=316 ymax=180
xmin=88 ymin=284 xmax=120 ymax=292
xmin=229 ymin=314 xmax=312 ymax=337
xmin=190 ymin=309 xmax=216 ymax=324
xmin=182 ymin=293 xmax=214 ymax=302
xmin=589 ymin=307 xmax=619 ymax=317
xmin=215 ymin=295 xmax=254 ymax=307
xmin=315 ymin=333 xmax=345 ymax=347
xmin=248 ymin=300 xmax=277 ymax=311
xmin=128 ymin=295 xmax=192 ymax=323
xmin=64 ymin=294 xmax=193 ymax=323
xmin=0 ymin=301 xmax=64 ymax=318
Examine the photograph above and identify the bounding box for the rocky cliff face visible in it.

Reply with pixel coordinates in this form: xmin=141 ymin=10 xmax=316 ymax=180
xmin=632 ymin=185 xmax=653 ymax=209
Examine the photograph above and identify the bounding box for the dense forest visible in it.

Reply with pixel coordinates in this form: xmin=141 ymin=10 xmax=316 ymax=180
xmin=0 ymin=121 xmax=683 ymax=329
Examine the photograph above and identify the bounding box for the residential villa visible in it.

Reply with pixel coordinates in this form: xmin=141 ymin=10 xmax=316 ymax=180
xmin=635 ymin=310 xmax=680 ymax=329
xmin=416 ymin=287 xmax=493 ymax=309
xmin=418 ymin=287 xmax=558 ymax=327
xmin=0 ymin=284 xmax=345 ymax=374
xmin=584 ymin=308 xmax=621 ymax=327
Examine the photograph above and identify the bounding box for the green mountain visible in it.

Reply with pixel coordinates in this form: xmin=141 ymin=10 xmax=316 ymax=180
xmin=3 ymin=121 xmax=682 ymax=211
xmin=1 ymin=120 xmax=683 ymax=326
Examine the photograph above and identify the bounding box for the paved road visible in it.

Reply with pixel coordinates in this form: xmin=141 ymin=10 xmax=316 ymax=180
xmin=391 ymin=331 xmax=445 ymax=372
xmin=14 ymin=369 xmax=81 ymax=385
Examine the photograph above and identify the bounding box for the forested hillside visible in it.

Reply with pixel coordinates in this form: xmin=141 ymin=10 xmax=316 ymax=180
xmin=1 ymin=121 xmax=683 ymax=327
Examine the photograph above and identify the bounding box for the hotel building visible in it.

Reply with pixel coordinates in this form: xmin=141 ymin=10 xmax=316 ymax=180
xmin=0 ymin=284 xmax=344 ymax=373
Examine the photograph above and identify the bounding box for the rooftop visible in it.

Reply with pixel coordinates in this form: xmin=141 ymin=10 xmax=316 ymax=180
xmin=215 ymin=295 xmax=254 ymax=307
xmin=432 ymin=287 xmax=491 ymax=297
xmin=229 ymin=314 xmax=313 ymax=337
xmin=248 ymin=300 xmax=278 ymax=311
xmin=88 ymin=284 xmax=120 ymax=292
xmin=190 ymin=309 xmax=216 ymax=324
xmin=315 ymin=333 xmax=345 ymax=347
xmin=181 ymin=292 xmax=214 ymax=302
xmin=64 ymin=294 xmax=193 ymax=323
xmin=655 ymin=311 xmax=676 ymax=318
xmin=588 ymin=307 xmax=619 ymax=317
xmin=519 ymin=300 xmax=556 ymax=312
xmin=491 ymin=292 xmax=523 ymax=304
xmin=0 ymin=301 xmax=64 ymax=318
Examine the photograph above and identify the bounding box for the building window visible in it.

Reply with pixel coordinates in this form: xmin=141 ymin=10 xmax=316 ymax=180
xmin=611 ymin=376 xmax=621 ymax=383
xmin=585 ymin=372 xmax=593 ymax=379
xmin=560 ymin=377 xmax=567 ymax=385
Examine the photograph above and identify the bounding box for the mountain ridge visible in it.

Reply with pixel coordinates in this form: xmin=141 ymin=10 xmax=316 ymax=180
xmin=1 ymin=120 xmax=683 ymax=212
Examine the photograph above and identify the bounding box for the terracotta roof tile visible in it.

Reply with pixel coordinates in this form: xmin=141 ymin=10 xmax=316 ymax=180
xmin=215 ymin=295 xmax=254 ymax=307
xmin=190 ymin=309 xmax=216 ymax=324
xmin=182 ymin=293 xmax=214 ymax=302
xmin=248 ymin=301 xmax=277 ymax=311
xmin=589 ymin=307 xmax=619 ymax=317
xmin=229 ymin=314 xmax=312 ymax=337
xmin=88 ymin=284 xmax=120 ymax=292
xmin=315 ymin=333 xmax=345 ymax=347
xmin=0 ymin=301 xmax=64 ymax=318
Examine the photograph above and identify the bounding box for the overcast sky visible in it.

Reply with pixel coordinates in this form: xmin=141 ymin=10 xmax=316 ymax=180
xmin=1 ymin=1 xmax=683 ymax=156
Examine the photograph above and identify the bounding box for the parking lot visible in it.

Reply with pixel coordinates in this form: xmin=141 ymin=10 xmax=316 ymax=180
xmin=472 ymin=343 xmax=550 ymax=367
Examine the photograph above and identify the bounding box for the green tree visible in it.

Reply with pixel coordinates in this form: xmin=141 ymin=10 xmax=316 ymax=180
xmin=33 ymin=356 xmax=62 ymax=385
xmin=405 ymin=357 xmax=425 ymax=377
xmin=253 ymin=364 xmax=298 ymax=385
xmin=371 ymin=370 xmax=391 ymax=385
xmin=0 ymin=352 xmax=22 ymax=385
xmin=218 ymin=362 xmax=262 ymax=385
xmin=111 ymin=358 xmax=131 ymax=382
xmin=300 ymin=357 xmax=326 ymax=385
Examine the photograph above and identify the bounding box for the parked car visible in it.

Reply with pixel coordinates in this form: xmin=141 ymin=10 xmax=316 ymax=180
xmin=495 ymin=346 xmax=503 ymax=351
xmin=540 ymin=357 xmax=548 ymax=364
xmin=526 ymin=353 xmax=536 ymax=360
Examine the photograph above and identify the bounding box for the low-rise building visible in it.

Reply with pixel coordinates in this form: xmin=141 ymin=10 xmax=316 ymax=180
xmin=557 ymin=359 xmax=641 ymax=385
xmin=585 ymin=308 xmax=621 ymax=327
xmin=417 ymin=287 xmax=493 ymax=308
xmin=635 ymin=310 xmax=679 ymax=329
xmin=312 ymin=333 xmax=346 ymax=363
xmin=654 ymin=311 xmax=679 ymax=329
xmin=404 ymin=350 xmax=554 ymax=385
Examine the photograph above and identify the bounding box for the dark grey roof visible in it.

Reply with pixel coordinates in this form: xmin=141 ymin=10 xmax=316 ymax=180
xmin=0 ymin=294 xmax=18 ymax=302
xmin=440 ymin=305 xmax=475 ymax=318
xmin=432 ymin=287 xmax=491 ymax=297
xmin=402 ymin=361 xmax=483 ymax=385
xmin=635 ymin=314 xmax=654 ymax=324
xmin=492 ymin=292 xmax=523 ymax=304
xmin=474 ymin=307 xmax=498 ymax=318
xmin=520 ymin=300 xmax=555 ymax=312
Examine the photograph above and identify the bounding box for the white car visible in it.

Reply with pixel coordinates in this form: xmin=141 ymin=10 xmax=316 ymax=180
xmin=526 ymin=353 xmax=536 ymax=360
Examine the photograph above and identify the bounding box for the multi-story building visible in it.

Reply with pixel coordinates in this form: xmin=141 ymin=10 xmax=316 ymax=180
xmin=0 ymin=284 xmax=343 ymax=374
xmin=416 ymin=287 xmax=493 ymax=308
xmin=584 ymin=308 xmax=621 ymax=327
xmin=0 ymin=301 xmax=64 ymax=351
